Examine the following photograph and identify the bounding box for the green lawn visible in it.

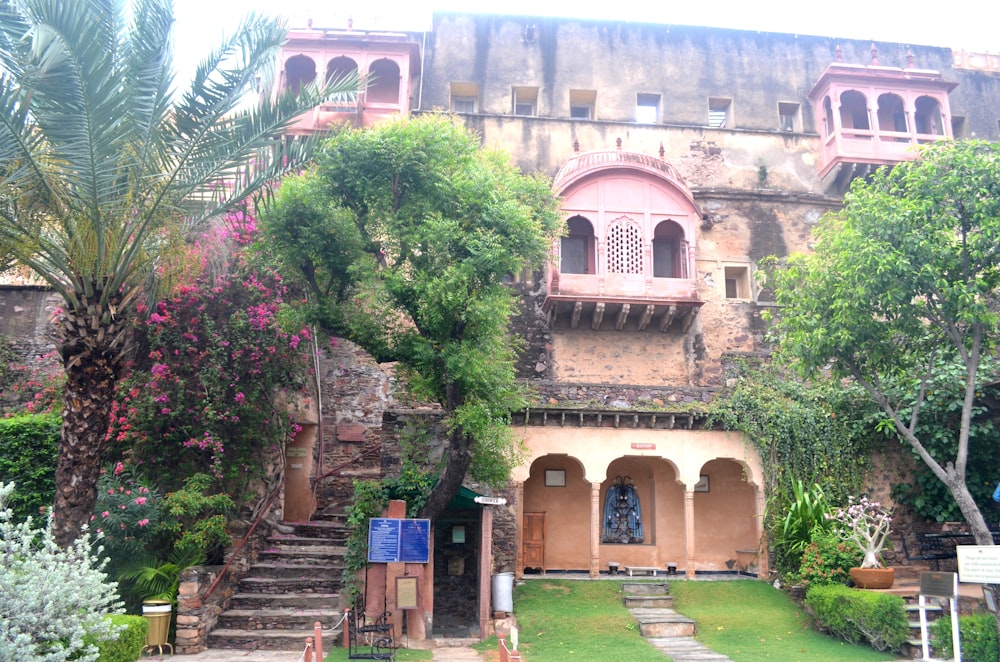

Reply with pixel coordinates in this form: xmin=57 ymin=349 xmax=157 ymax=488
xmin=669 ymin=580 xmax=899 ymax=662
xmin=328 ymin=578 xmax=902 ymax=662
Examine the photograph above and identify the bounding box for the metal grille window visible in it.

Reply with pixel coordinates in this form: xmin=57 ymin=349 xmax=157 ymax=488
xmin=607 ymin=219 xmax=643 ymax=274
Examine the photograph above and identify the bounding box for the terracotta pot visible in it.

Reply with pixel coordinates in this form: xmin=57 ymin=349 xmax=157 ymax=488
xmin=849 ymin=566 xmax=894 ymax=589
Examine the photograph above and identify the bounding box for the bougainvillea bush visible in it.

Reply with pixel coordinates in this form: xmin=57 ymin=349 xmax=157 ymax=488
xmin=107 ymin=216 xmax=311 ymax=501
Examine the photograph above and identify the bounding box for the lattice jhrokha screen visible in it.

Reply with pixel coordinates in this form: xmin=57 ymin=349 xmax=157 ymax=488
xmin=607 ymin=219 xmax=643 ymax=274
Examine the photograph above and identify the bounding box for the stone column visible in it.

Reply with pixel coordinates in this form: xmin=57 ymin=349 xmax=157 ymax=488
xmin=514 ymin=481 xmax=525 ymax=580
xmin=755 ymin=486 xmax=769 ymax=578
xmin=684 ymin=488 xmax=696 ymax=579
xmin=590 ymin=482 xmax=601 ymax=578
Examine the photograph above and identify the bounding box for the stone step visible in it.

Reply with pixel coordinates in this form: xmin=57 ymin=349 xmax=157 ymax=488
xmin=624 ymin=594 xmax=675 ymax=608
xmin=632 ymin=608 xmax=696 ymax=638
xmin=207 ymin=627 xmax=338 ymax=651
xmin=238 ymin=576 xmax=342 ymax=594
xmin=267 ymin=534 xmax=347 ymax=547
xmin=283 ymin=520 xmax=349 ymax=538
xmin=646 ymin=636 xmax=732 ymax=661
xmin=258 ymin=545 xmax=346 ymax=558
xmin=247 ymin=561 xmax=343 ymax=580
xmin=216 ymin=607 xmax=340 ymax=631
xmin=621 ymin=581 xmax=670 ymax=596
xmin=228 ymin=591 xmax=341 ymax=610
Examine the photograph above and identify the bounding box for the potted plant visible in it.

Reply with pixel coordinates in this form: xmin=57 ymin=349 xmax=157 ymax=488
xmin=828 ymin=495 xmax=894 ymax=589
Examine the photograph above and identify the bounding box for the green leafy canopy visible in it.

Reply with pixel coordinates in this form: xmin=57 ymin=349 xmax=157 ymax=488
xmin=260 ymin=115 xmax=562 ymax=519
xmin=767 ymin=140 xmax=1000 ymax=544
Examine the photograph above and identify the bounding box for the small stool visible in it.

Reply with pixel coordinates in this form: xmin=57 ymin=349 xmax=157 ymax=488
xmin=608 ymin=562 xmax=620 ymax=575
xmin=666 ymin=562 xmax=678 ymax=575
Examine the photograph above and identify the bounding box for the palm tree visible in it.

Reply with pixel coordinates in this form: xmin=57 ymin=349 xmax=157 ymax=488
xmin=0 ymin=0 xmax=355 ymax=545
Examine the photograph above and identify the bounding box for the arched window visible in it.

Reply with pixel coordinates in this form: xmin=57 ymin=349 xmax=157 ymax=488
xmin=876 ymin=93 xmax=907 ymax=135
xmin=367 ymin=59 xmax=400 ymax=104
xmin=560 ymin=216 xmax=595 ymax=274
xmin=823 ymin=96 xmax=835 ymax=138
xmin=839 ymin=90 xmax=870 ymax=132
xmin=915 ymin=96 xmax=944 ymax=136
xmin=602 ymin=476 xmax=644 ymax=544
xmin=326 ymin=56 xmax=358 ymax=85
xmin=284 ymin=55 xmax=317 ymax=97
xmin=652 ymin=220 xmax=685 ymax=278
xmin=607 ymin=217 xmax=643 ymax=275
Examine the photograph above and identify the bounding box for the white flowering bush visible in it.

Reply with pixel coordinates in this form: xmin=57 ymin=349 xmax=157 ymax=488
xmin=828 ymin=495 xmax=893 ymax=569
xmin=0 ymin=482 xmax=123 ymax=661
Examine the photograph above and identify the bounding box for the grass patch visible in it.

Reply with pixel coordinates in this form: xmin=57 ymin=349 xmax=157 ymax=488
xmin=481 ymin=579 xmax=670 ymax=661
xmin=670 ymin=580 xmax=899 ymax=661
xmin=324 ymin=647 xmax=432 ymax=661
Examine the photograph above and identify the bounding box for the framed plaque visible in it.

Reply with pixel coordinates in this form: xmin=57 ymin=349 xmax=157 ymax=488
xmin=396 ymin=576 xmax=419 ymax=610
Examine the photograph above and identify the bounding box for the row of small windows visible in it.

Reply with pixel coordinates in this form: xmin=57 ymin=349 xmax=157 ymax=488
xmin=451 ymin=84 xmax=801 ymax=131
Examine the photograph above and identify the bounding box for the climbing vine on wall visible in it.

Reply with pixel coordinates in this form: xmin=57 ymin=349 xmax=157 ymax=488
xmin=707 ymin=359 xmax=881 ymax=513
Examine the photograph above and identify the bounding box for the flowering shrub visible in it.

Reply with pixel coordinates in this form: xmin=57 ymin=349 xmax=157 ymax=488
xmin=0 ymin=482 xmax=123 ymax=661
xmin=828 ymin=495 xmax=893 ymax=569
xmin=798 ymin=529 xmax=863 ymax=587
xmin=91 ymin=464 xmax=162 ymax=558
xmin=107 ymin=249 xmax=309 ymax=498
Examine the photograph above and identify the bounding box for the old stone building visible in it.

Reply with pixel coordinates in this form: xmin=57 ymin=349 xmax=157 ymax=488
xmin=269 ymin=11 xmax=1000 ymax=633
xmin=4 ymin=9 xmax=1000 ymax=645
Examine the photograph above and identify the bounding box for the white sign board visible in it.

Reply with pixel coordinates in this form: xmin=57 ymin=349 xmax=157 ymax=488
xmin=474 ymin=496 xmax=507 ymax=506
xmin=957 ymin=545 xmax=1000 ymax=583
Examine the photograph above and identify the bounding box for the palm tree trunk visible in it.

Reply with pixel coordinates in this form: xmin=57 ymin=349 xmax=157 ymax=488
xmin=51 ymin=302 xmax=127 ymax=546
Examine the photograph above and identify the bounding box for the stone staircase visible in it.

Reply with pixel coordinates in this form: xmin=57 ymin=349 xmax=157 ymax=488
xmin=622 ymin=581 xmax=732 ymax=661
xmin=206 ymin=515 xmax=348 ymax=650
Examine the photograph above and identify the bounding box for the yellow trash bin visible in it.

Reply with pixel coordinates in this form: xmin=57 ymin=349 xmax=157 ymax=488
xmin=142 ymin=599 xmax=173 ymax=653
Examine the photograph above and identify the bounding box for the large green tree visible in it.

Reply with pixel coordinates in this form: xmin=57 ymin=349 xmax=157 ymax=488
xmin=0 ymin=0 xmax=355 ymax=544
xmin=261 ymin=114 xmax=561 ymax=521
xmin=768 ymin=140 xmax=1000 ymax=547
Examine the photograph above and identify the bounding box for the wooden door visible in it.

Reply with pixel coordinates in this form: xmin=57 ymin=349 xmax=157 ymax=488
xmin=523 ymin=511 xmax=544 ymax=572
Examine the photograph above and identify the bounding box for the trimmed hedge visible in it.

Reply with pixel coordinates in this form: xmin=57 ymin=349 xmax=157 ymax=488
xmin=930 ymin=613 xmax=999 ymax=662
xmin=805 ymin=583 xmax=908 ymax=652
xmin=88 ymin=614 xmax=147 ymax=662
xmin=0 ymin=413 xmax=59 ymax=522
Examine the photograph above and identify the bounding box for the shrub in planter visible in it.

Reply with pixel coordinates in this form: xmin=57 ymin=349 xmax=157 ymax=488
xmin=930 ymin=613 xmax=999 ymax=662
xmin=798 ymin=530 xmax=862 ymax=587
xmin=805 ymin=583 xmax=908 ymax=652
xmin=86 ymin=615 xmax=147 ymax=662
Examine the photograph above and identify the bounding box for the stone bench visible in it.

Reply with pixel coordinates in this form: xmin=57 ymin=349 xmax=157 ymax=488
xmin=624 ymin=566 xmax=663 ymax=577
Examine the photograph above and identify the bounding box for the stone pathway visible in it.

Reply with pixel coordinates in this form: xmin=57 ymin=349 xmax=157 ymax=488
xmin=430 ymin=644 xmax=485 ymax=661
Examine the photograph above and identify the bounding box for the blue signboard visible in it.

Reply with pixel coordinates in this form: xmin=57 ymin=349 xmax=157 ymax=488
xmin=367 ymin=518 xmax=431 ymax=563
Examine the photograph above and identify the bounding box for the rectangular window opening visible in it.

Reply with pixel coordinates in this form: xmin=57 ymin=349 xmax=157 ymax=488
xmin=570 ymin=89 xmax=596 ymax=120
xmin=513 ymin=86 xmax=538 ymax=116
xmin=450 ymin=82 xmax=478 ymax=114
xmin=636 ymin=93 xmax=660 ymax=123
xmin=778 ymin=102 xmax=800 ymax=132
xmin=709 ymin=97 xmax=731 ymax=128
xmin=724 ymin=265 xmax=751 ymax=300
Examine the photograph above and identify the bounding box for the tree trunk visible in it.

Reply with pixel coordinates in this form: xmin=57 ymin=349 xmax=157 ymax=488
xmin=51 ymin=298 xmax=128 ymax=547
xmin=417 ymin=427 xmax=472 ymax=523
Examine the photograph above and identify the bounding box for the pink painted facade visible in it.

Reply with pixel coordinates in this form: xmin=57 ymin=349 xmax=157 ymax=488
xmin=808 ymin=58 xmax=957 ymax=177
xmin=278 ymin=27 xmax=420 ymax=133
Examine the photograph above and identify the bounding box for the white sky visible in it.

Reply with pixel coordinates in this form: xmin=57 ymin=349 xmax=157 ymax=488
xmin=172 ymin=0 xmax=1000 ymax=80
